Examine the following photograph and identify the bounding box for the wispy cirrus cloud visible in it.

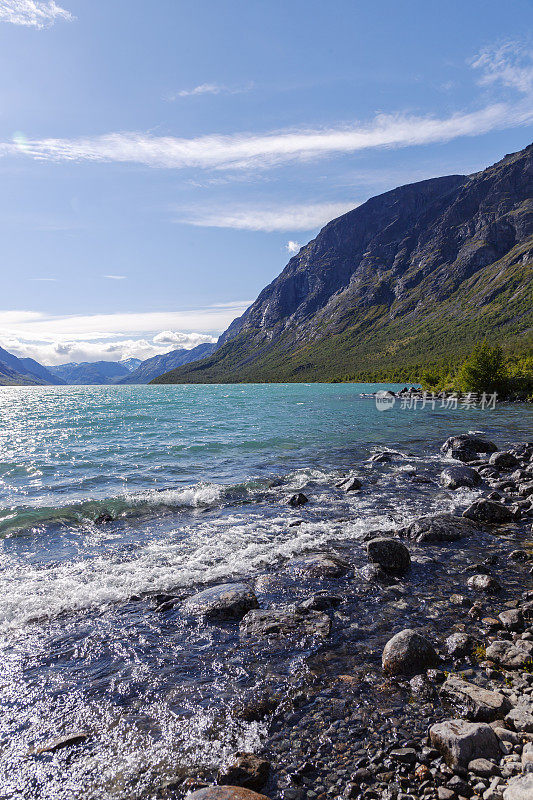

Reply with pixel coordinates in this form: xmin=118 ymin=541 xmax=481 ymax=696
xmin=179 ymin=201 xmax=358 ymax=232
xmin=103 ymin=274 xmax=126 ymax=280
xmin=471 ymin=41 xmax=533 ymax=95
xmin=167 ymin=82 xmax=253 ymax=100
xmin=0 ymin=0 xmax=73 ymax=28
xmin=3 ymin=100 xmax=532 ymax=173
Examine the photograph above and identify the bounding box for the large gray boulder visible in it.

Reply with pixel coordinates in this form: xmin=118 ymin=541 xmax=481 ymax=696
xmin=440 ymin=466 xmax=482 ymax=490
xmin=503 ymin=774 xmax=533 ymax=800
xmin=429 ymin=719 xmax=503 ymax=767
xmin=286 ymin=553 xmax=350 ymax=579
xmin=485 ymin=639 xmax=533 ymax=669
xmin=505 ymin=698 xmax=533 ymax=733
xmin=382 ymin=629 xmax=439 ymax=675
xmin=439 ymin=676 xmax=511 ymax=721
xmin=181 ymin=583 xmax=259 ymax=621
xmin=366 ymin=537 xmax=411 ymax=575
xmin=463 ymin=499 xmax=514 ymax=524
xmin=240 ymin=608 xmax=331 ymax=640
xmin=441 ymin=435 xmax=498 ymax=463
xmin=398 ymin=513 xmax=479 ymax=543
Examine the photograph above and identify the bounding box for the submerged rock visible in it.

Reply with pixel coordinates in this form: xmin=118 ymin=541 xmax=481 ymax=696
xmin=239 ymin=608 xmax=331 ymax=640
xmin=441 ymin=435 xmax=498 ymax=463
xmin=398 ymin=513 xmax=479 ymax=543
xmin=440 ymin=465 xmax=482 ymax=489
xmin=286 ymin=553 xmax=350 ymax=578
xmin=288 ymin=493 xmax=309 ymax=507
xmin=181 ymin=583 xmax=259 ymax=621
xmin=358 ymin=563 xmax=398 ymax=585
xmin=463 ymin=499 xmax=514 ymax=524
xmin=217 ymin=754 xmax=270 ymax=792
xmin=298 ymin=592 xmax=343 ymax=611
xmin=366 ymin=537 xmax=411 ymax=574
xmin=439 ymin=675 xmax=511 ymax=721
xmin=32 ymin=731 xmax=90 ymax=755
xmin=429 ymin=719 xmax=502 ymax=767
xmin=382 ymin=629 xmax=439 ymax=675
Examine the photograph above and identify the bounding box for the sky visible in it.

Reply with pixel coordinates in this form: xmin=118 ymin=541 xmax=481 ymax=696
xmin=0 ymin=0 xmax=532 ymax=365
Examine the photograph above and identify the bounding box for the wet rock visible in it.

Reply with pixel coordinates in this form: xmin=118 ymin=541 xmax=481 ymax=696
xmin=440 ymin=466 xmax=482 ymax=490
xmin=288 ymin=493 xmax=309 ymax=507
xmin=337 ymin=475 xmax=362 ymax=492
xmin=429 ymin=719 xmax=503 ymax=767
xmin=287 ymin=553 xmax=350 ymax=579
xmin=505 ymin=698 xmax=533 ymax=733
xmin=398 ymin=513 xmax=479 ymax=543
xmin=370 ymin=452 xmax=392 ymax=463
xmin=33 ymin=731 xmax=90 ymax=755
xmin=439 ymin=676 xmax=511 ymax=721
xmin=366 ymin=537 xmax=411 ymax=575
xmin=231 ymin=690 xmax=278 ymax=722
xmin=463 ymin=500 xmax=514 ymax=524
xmin=94 ymin=512 xmax=113 ymax=524
xmin=409 ymin=674 xmax=436 ymax=700
xmin=181 ymin=584 xmax=259 ymax=621
xmin=509 ymin=550 xmax=530 ymax=562
xmin=441 ymin=435 xmax=498 ymax=463
xmin=446 ymin=633 xmax=474 ymax=657
xmin=485 ymin=640 xmax=533 ymax=669
xmin=358 ymin=563 xmax=398 ymax=585
xmin=382 ymin=629 xmax=439 ymax=675
xmin=518 ymin=481 xmax=533 ymax=498
xmin=188 ymin=788 xmax=272 ymax=800
xmin=503 ymin=774 xmax=533 ymax=800
xmin=467 ymin=574 xmax=502 ymax=593
xmin=240 ymin=608 xmax=331 ymax=640
xmin=298 ymin=593 xmax=343 ymax=611
xmin=390 ymin=747 xmax=417 ymax=764
xmin=217 ymin=754 xmax=270 ymax=792
xmin=489 ymin=452 xmax=519 ymax=470
xmin=498 ymin=609 xmax=524 ymax=631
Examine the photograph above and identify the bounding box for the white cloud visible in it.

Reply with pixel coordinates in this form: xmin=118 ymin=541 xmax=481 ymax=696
xmin=171 ymin=82 xmax=252 ymax=99
xmin=103 ymin=274 xmax=126 ymax=280
xmin=180 ymin=201 xmax=358 ymax=232
xmin=286 ymin=241 xmax=301 ymax=255
xmin=471 ymin=41 xmax=533 ymax=95
xmin=0 ymin=303 xmax=250 ymax=342
xmin=30 ymin=276 xmax=58 ymax=281
xmin=2 ymin=99 xmax=532 ymax=173
xmin=0 ymin=1 xmax=73 ymax=28
xmin=152 ymin=330 xmax=214 ymax=347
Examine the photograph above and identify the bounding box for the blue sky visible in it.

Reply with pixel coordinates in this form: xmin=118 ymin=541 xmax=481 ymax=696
xmin=0 ymin=0 xmax=532 ymax=364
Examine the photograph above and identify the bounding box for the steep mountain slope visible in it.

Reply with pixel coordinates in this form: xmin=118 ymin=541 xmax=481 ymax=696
xmin=120 ymin=343 xmax=216 ymax=384
xmin=0 ymin=346 xmax=65 ymax=386
xmin=154 ymin=143 xmax=533 ymax=384
xmin=48 ymin=360 xmax=130 ymax=385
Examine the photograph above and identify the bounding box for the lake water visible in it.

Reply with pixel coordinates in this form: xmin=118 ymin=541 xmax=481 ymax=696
xmin=0 ymin=384 xmax=531 ymax=799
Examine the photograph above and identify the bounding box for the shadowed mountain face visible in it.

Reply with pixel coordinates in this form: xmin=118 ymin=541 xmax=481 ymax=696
xmin=0 ymin=347 xmax=65 ymax=386
xmin=119 ymin=343 xmax=216 ymax=384
xmin=48 ymin=361 xmax=131 ymax=385
xmin=154 ymin=144 xmax=533 ymax=384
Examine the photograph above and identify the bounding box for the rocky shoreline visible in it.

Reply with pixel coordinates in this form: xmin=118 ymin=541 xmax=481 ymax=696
xmin=156 ymin=434 xmax=533 ymax=800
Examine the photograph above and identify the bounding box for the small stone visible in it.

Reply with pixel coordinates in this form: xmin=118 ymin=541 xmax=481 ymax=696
xmin=437 ymin=788 xmax=456 ymax=800
xmin=440 ymin=466 xmax=482 ymax=490
xmin=463 ymin=499 xmax=514 ymax=524
xmin=498 ymin=610 xmax=524 ymax=632
xmin=187 ymin=789 xmax=272 ymax=800
xmin=468 ymin=759 xmax=499 ymax=778
xmin=489 ymin=452 xmax=519 ymax=470
xmin=467 ymin=574 xmax=501 ymax=593
xmin=439 ymin=676 xmax=511 ymax=722
xmin=505 ymin=698 xmax=533 ymax=733
xmin=446 ymin=633 xmax=473 ymax=657
xmin=217 ymin=754 xmax=270 ymax=792
xmin=390 ymin=748 xmax=417 ymax=764
xmin=181 ymin=584 xmax=259 ymax=621
xmin=240 ymin=608 xmax=331 ymax=640
xmin=485 ymin=640 xmax=533 ymax=669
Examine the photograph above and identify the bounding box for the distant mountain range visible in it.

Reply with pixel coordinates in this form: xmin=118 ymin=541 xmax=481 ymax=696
xmin=0 ymin=345 xmax=214 ymax=386
xmin=119 ymin=343 xmax=216 ymax=384
xmin=0 ymin=346 xmax=65 ymax=386
xmin=153 ymin=142 xmax=533 ymax=384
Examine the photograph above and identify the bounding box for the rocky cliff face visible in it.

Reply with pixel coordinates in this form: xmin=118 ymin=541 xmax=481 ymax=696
xmin=154 ymin=144 xmax=533 ymax=384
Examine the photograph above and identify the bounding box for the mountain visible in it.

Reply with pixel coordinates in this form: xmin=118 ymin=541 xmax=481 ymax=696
xmin=48 ymin=360 xmax=131 ymax=385
xmin=119 ymin=343 xmax=217 ymax=384
xmin=0 ymin=346 xmax=65 ymax=386
xmin=119 ymin=358 xmax=142 ymax=372
xmin=153 ymin=143 xmax=533 ymax=385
